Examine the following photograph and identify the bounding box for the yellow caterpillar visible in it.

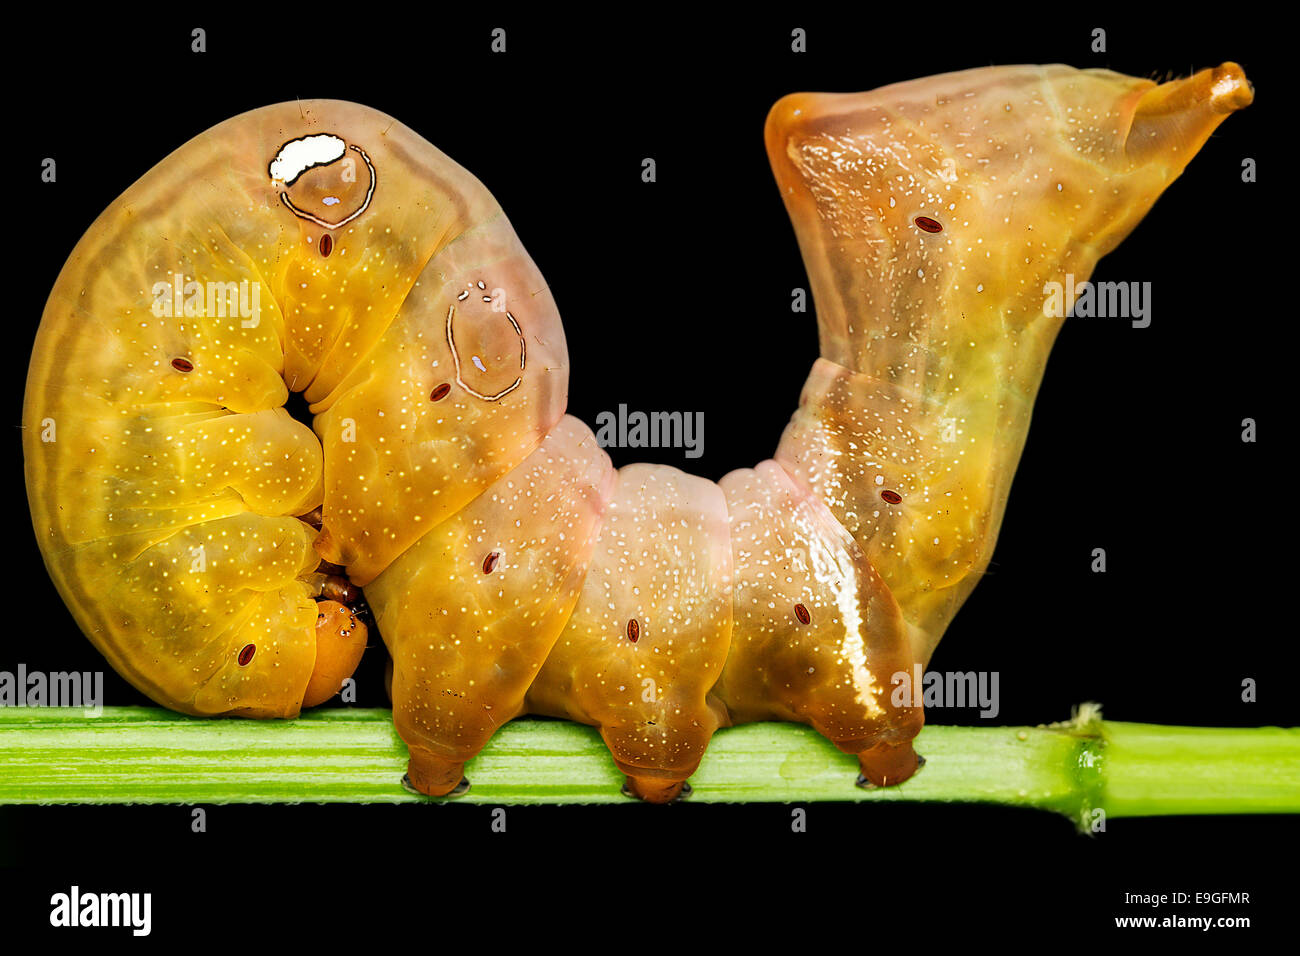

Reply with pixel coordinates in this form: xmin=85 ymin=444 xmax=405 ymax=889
xmin=22 ymin=63 xmax=1251 ymax=801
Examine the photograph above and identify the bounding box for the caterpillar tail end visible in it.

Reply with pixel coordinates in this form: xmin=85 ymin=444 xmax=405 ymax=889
xmin=1124 ymin=61 xmax=1252 ymax=165
xmin=1141 ymin=61 xmax=1253 ymax=118
xmin=855 ymin=740 xmax=924 ymax=789
xmin=1205 ymin=62 xmax=1253 ymax=113
xmin=404 ymin=747 xmax=471 ymax=798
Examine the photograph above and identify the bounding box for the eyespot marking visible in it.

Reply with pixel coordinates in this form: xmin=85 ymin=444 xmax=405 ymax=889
xmin=626 ymin=619 xmax=640 ymax=643
xmin=914 ymin=216 xmax=943 ymax=233
xmin=271 ymin=136 xmax=376 ymax=229
xmin=482 ymin=551 xmax=501 ymax=574
xmin=794 ymin=603 xmax=811 ymax=625
xmin=237 ymin=644 xmax=256 ymax=666
xmin=319 ymin=234 xmax=333 ymax=257
xmin=171 ymin=358 xmax=194 ymax=373
xmin=430 ymin=383 xmax=451 ymax=402
xmin=881 ymin=489 xmax=903 ymax=504
xmin=445 ymin=304 xmax=525 ymax=402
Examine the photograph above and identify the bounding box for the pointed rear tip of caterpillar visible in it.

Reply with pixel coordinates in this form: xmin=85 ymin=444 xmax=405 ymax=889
xmin=1206 ymin=62 xmax=1253 ymax=113
xmin=1124 ymin=61 xmax=1252 ymax=165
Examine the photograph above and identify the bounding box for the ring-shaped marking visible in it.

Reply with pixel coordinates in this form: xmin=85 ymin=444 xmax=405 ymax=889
xmin=276 ymin=144 xmax=376 ymax=230
xmin=445 ymin=304 xmax=526 ymax=401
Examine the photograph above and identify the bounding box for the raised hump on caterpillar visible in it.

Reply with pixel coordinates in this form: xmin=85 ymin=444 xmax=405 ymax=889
xmin=22 ymin=63 xmax=1252 ymax=802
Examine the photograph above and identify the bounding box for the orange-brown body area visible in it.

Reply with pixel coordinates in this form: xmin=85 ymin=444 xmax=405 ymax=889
xmin=303 ymin=600 xmax=368 ymax=708
xmin=24 ymin=65 xmax=1248 ymax=797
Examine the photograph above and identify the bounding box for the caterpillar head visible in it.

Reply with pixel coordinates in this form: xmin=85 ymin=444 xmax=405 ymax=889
xmin=765 ymin=63 xmax=1252 ymax=381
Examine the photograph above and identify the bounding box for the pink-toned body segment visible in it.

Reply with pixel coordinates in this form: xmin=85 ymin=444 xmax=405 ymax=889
xmin=718 ymin=460 xmax=922 ymax=782
xmin=526 ymin=463 xmax=734 ymax=802
xmin=367 ymin=415 xmax=614 ymax=795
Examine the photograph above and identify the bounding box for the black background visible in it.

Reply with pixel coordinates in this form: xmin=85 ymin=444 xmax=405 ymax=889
xmin=2 ymin=9 xmax=1291 ymax=942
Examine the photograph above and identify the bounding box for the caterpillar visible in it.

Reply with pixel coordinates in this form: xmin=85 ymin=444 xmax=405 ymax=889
xmin=22 ymin=62 xmax=1251 ymax=802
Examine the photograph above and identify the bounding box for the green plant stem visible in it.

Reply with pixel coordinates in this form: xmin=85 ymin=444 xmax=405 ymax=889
xmin=0 ymin=706 xmax=1295 ymax=824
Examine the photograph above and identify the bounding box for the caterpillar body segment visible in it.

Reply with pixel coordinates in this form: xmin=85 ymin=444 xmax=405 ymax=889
xmin=367 ymin=415 xmax=616 ymax=796
xmin=311 ymin=212 xmax=570 ymax=586
xmin=717 ymin=460 xmax=923 ymax=787
xmin=525 ymin=463 xmax=735 ymax=803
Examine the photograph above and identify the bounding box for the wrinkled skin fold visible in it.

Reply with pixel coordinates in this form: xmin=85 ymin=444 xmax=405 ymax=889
xmin=23 ymin=63 xmax=1250 ymax=798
